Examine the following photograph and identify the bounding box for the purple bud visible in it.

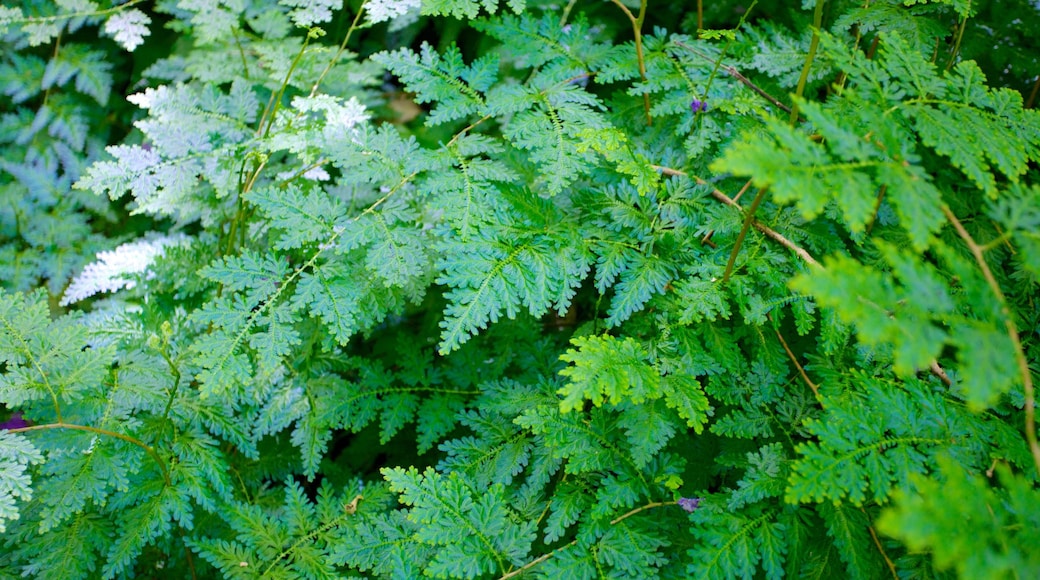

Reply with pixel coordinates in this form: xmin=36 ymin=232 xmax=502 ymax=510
xmin=0 ymin=412 xmax=29 ymax=430
xmin=677 ymin=497 xmax=702 ymax=512
xmin=690 ymin=99 xmax=707 ymax=113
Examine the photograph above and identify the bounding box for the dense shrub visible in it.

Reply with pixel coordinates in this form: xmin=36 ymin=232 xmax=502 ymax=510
xmin=2 ymin=0 xmax=1039 ymax=577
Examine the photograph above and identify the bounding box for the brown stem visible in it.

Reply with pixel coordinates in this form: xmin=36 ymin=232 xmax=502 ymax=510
xmin=652 ymin=165 xmax=958 ymax=387
xmin=1026 ymin=75 xmax=1040 ymax=109
xmin=180 ymin=530 xmax=198 ymax=580
xmin=653 ymin=166 xmax=821 ymax=267
xmin=940 ymin=205 xmax=1040 ymax=474
xmin=609 ymin=501 xmax=675 ymax=524
xmin=731 ymin=178 xmax=753 ymax=203
xmin=862 ymin=508 xmax=899 ymax=580
xmin=674 ymin=41 xmax=793 ymax=115
xmin=610 ymin=0 xmax=652 ymax=124
xmin=865 ymin=184 xmax=886 ymax=235
xmin=9 ymin=422 xmax=171 ymax=486
xmin=789 ymin=0 xmax=826 ymax=125
xmin=499 ymin=501 xmax=675 ymax=579
xmin=701 ymin=178 xmax=753 ymax=245
xmin=929 ymin=360 xmax=952 ymax=387
xmin=866 ymin=35 xmax=880 ymax=60
xmin=769 ymin=313 xmax=820 ymax=399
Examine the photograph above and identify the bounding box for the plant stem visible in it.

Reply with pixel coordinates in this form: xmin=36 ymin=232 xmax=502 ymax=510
xmin=8 ymin=0 xmax=146 ymax=24
xmin=309 ymin=1 xmax=368 ymax=99
xmin=499 ymin=501 xmax=676 ymax=579
xmin=769 ymin=313 xmax=820 ymax=399
xmin=862 ymin=508 xmax=899 ymax=580
xmin=789 ymin=0 xmax=826 ymax=125
xmin=9 ymin=422 xmax=171 ymax=486
xmin=940 ymin=205 xmax=1040 ymax=474
xmin=652 ymin=166 xmax=821 ymax=267
xmin=945 ymin=0 xmax=971 ymax=72
xmin=559 ymin=0 xmax=579 ymax=27
xmin=697 ymin=1 xmax=758 ymax=127
xmin=674 ymin=41 xmax=792 ymax=114
xmin=865 ymin=184 xmax=886 ymax=234
xmin=609 ymin=0 xmax=652 ymax=124
xmin=701 ymin=178 xmax=753 ymax=245
xmin=1026 ymin=74 xmax=1039 ymax=109
xmin=231 ymin=27 xmax=251 ymax=79
xmin=722 ymin=187 xmax=768 ymax=282
xmin=263 ymin=30 xmax=318 ymax=139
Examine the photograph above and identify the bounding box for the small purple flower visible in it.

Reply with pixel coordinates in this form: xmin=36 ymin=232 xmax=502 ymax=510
xmin=677 ymin=497 xmax=702 ymax=513
xmin=690 ymin=99 xmax=707 ymax=113
xmin=0 ymin=412 xmax=29 ymax=430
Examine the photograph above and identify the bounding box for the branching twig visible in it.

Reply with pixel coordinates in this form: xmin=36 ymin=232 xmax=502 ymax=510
xmin=9 ymin=422 xmax=171 ymax=486
xmin=609 ymin=0 xmax=652 ymax=124
xmin=723 ymin=186 xmax=769 ymax=282
xmin=653 ymin=166 xmax=822 ymax=267
xmin=701 ymin=178 xmax=753 ymax=245
xmin=674 ymin=41 xmax=793 ymax=114
xmin=940 ymin=205 xmax=1040 ymax=474
xmin=499 ymin=502 xmax=676 ymax=579
xmin=651 ymin=165 xmax=957 ymax=387
xmin=768 ymin=313 xmax=820 ymax=399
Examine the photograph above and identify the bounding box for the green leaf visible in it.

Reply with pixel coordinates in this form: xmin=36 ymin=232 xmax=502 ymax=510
xmin=383 ymin=466 xmax=536 ymax=576
xmin=818 ymin=503 xmax=885 ymax=580
xmin=877 ymin=455 xmax=1040 ymax=579
xmin=557 ymin=334 xmax=661 ymax=412
xmin=0 ymin=431 xmax=43 ymax=533
xmin=421 ymin=0 xmax=524 ymax=19
xmin=375 ymin=43 xmax=496 ymax=126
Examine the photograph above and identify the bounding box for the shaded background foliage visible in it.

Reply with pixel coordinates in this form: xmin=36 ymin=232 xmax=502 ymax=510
xmin=1 ymin=0 xmax=1040 ymax=578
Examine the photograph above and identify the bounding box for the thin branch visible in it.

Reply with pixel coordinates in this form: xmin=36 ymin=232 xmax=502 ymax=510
xmin=789 ymin=0 xmax=826 ymax=124
xmin=731 ymin=178 xmax=753 ymax=203
xmin=674 ymin=41 xmax=793 ymax=114
xmin=655 ymin=166 xmax=822 ymax=267
xmin=309 ymin=1 xmax=368 ymax=99
xmin=865 ymin=184 xmax=886 ymax=235
xmin=9 ymin=422 xmax=171 ymax=486
xmin=723 ymin=186 xmax=768 ymax=282
xmin=499 ymin=502 xmax=676 ymax=579
xmin=701 ymin=178 xmax=753 ymax=245
xmin=929 ymin=360 xmax=952 ymax=387
xmin=610 ymin=0 xmax=652 ymax=124
xmin=1027 ymin=75 xmax=1040 ymax=109
xmin=944 ymin=0 xmax=970 ymax=72
xmin=862 ymin=508 xmax=899 ymax=580
xmin=652 ymin=165 xmax=958 ymax=387
xmin=769 ymin=314 xmax=820 ymax=399
xmin=500 ymin=549 xmax=557 ymax=580
xmin=940 ymin=204 xmax=1040 ymax=474
xmin=610 ymin=501 xmax=676 ymax=524
xmin=7 ymin=0 xmax=146 ymax=24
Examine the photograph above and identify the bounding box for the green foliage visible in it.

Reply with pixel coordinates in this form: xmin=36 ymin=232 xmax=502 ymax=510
xmin=878 ymin=455 xmax=1040 ymax=579
xmin=1 ymin=0 xmax=1039 ymax=578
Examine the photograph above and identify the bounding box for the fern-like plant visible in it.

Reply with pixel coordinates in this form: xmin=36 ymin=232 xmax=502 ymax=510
xmin=2 ymin=0 xmax=1039 ymax=578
